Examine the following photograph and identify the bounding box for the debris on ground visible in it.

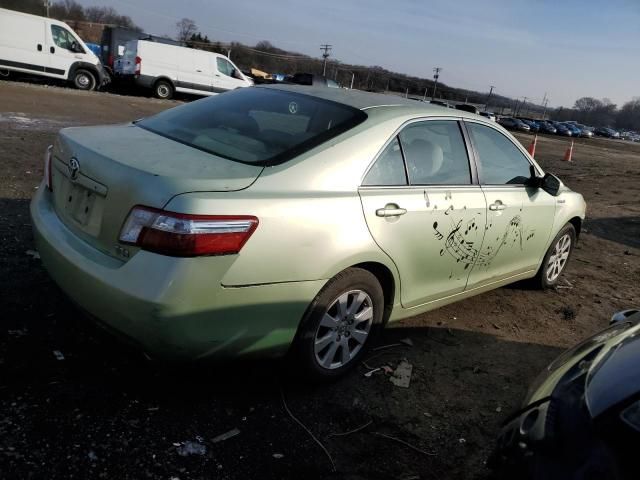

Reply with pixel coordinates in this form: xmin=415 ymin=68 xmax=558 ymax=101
xmin=496 ymin=406 xmax=502 ymax=413
xmin=372 ymin=337 xmax=413 ymax=351
xmin=328 ymin=420 xmax=373 ymax=438
xmin=273 ymin=453 xmax=284 ymax=459
xmin=176 ymin=440 xmax=207 ymax=457
xmin=389 ymin=359 xmax=413 ymax=388
xmin=25 ymin=250 xmax=40 ymax=260
xmin=212 ymin=428 xmax=240 ymax=443
xmin=364 ymin=367 xmax=381 ymax=377
xmin=88 ymin=450 xmax=98 ymax=461
xmin=558 ymin=306 xmax=576 ymax=321
xmin=7 ymin=329 xmax=27 ymax=337
xmin=371 ymin=432 xmax=436 ymax=456
xmin=52 ymin=350 xmax=65 ymax=361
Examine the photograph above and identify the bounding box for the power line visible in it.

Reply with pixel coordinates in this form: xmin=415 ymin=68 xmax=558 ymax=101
xmin=320 ymin=44 xmax=332 ymax=76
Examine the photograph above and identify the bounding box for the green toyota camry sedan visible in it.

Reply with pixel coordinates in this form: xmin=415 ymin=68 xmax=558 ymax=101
xmin=30 ymin=85 xmax=586 ymax=379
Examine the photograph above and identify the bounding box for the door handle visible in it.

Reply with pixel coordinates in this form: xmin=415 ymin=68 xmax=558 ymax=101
xmin=489 ymin=201 xmax=507 ymax=211
xmin=37 ymin=44 xmax=42 ymax=51
xmin=196 ymin=69 xmax=202 ymax=72
xmin=215 ymin=74 xmax=220 ymax=77
xmin=376 ymin=204 xmax=407 ymax=217
xmin=50 ymin=46 xmax=55 ymax=54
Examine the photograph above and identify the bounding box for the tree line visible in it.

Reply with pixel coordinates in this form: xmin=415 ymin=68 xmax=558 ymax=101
xmin=0 ymin=0 xmax=140 ymax=30
xmin=552 ymin=97 xmax=640 ymax=130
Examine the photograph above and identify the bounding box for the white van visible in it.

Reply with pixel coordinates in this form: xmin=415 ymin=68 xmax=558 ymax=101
xmin=114 ymin=40 xmax=252 ymax=99
xmin=0 ymin=8 xmax=106 ymax=90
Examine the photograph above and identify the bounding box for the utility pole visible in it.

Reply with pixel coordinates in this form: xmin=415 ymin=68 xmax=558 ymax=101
xmin=485 ymin=85 xmax=495 ymax=111
xmin=350 ymin=72 xmax=355 ymax=90
xmin=422 ymin=86 xmax=428 ymax=102
xmin=405 ymin=87 xmax=409 ymax=98
xmin=520 ymin=96 xmax=528 ymax=116
xmin=541 ymin=92 xmax=549 ymax=119
xmin=431 ymin=67 xmax=442 ymax=100
xmin=44 ymin=0 xmax=50 ymax=17
xmin=320 ymin=44 xmax=332 ymax=76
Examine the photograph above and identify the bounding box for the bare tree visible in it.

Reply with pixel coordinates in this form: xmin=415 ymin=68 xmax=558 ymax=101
xmin=176 ymin=18 xmax=197 ymax=43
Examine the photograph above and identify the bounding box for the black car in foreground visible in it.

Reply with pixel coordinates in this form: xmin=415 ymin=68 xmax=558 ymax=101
xmin=491 ymin=309 xmax=640 ymax=480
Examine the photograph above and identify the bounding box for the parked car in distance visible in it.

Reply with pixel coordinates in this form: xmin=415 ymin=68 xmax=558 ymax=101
xmin=114 ymin=39 xmax=252 ymax=99
xmin=0 ymin=7 xmax=107 ymax=90
xmin=594 ymin=127 xmax=620 ymax=139
xmin=455 ymin=103 xmax=479 ymax=114
xmin=491 ymin=308 xmax=640 ymax=480
xmin=284 ymin=73 xmax=339 ymax=88
xmin=498 ymin=117 xmax=531 ymax=132
xmin=550 ymin=121 xmax=573 ymax=136
xmin=479 ymin=111 xmax=496 ymax=121
xmin=537 ymin=121 xmax=557 ymax=134
xmin=30 ymin=86 xmax=585 ymax=380
xmin=562 ymin=123 xmax=582 ymax=137
xmin=430 ymin=99 xmax=450 ymax=108
xmin=575 ymin=124 xmax=594 ymax=138
xmin=518 ymin=118 xmax=540 ymax=133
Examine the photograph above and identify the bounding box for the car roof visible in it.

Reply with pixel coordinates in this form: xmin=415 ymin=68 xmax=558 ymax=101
xmin=257 ymin=84 xmax=469 ymax=115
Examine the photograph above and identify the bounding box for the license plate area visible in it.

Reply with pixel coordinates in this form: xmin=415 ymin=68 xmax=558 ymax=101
xmin=64 ymin=183 xmax=97 ymax=226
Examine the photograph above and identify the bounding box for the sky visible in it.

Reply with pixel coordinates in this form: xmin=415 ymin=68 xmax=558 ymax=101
xmin=77 ymin=0 xmax=640 ymax=107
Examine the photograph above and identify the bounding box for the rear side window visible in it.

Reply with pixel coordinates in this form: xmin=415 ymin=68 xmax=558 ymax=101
xmin=136 ymin=87 xmax=367 ymax=166
xmin=399 ymin=121 xmax=471 ymax=185
xmin=363 ymin=138 xmax=407 ymax=186
xmin=467 ymin=123 xmax=532 ymax=185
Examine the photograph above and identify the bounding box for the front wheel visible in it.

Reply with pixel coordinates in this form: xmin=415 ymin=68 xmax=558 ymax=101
xmin=534 ymin=224 xmax=576 ymax=289
xmin=72 ymin=69 xmax=96 ymax=91
xmin=290 ymin=268 xmax=385 ymax=381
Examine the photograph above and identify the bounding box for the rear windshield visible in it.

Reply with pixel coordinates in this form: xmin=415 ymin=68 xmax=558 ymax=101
xmin=136 ymin=87 xmax=367 ymax=166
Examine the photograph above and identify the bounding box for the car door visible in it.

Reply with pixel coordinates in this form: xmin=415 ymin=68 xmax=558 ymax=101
xmin=46 ymin=23 xmax=84 ymax=79
xmin=0 ymin=11 xmax=49 ymax=75
xmin=213 ymin=56 xmax=245 ymax=92
xmin=187 ymin=49 xmax=214 ymax=93
xmin=359 ymin=119 xmax=487 ymax=308
xmin=464 ymin=121 xmax=556 ymax=288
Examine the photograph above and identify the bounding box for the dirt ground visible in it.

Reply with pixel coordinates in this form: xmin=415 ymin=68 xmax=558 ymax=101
xmin=1 ymin=80 xmax=638 ymax=480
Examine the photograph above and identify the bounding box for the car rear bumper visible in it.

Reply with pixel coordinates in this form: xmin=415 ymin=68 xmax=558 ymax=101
xmin=30 ymin=186 xmax=323 ymax=360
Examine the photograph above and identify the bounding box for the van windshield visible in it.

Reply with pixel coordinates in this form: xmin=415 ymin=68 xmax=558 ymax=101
xmin=136 ymin=87 xmax=367 ymax=166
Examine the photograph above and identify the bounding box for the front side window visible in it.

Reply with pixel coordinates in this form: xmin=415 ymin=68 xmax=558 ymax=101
xmin=136 ymin=87 xmax=367 ymax=166
xmin=467 ymin=122 xmax=532 ymax=185
xmin=216 ymin=57 xmax=234 ymax=77
xmin=362 ymin=137 xmax=407 ymax=186
xmin=51 ymin=25 xmax=80 ymax=51
xmin=399 ymin=121 xmax=471 ymax=185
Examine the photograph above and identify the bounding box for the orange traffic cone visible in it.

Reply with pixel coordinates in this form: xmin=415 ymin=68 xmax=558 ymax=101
xmin=527 ymin=134 xmax=537 ymax=157
xmin=563 ymin=140 xmax=574 ymax=162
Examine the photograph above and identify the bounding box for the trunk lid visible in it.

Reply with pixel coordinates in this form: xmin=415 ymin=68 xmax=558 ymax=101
xmin=50 ymin=123 xmax=263 ymax=259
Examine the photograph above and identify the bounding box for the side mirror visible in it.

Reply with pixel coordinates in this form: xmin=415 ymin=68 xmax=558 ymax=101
xmin=541 ymin=173 xmax=561 ymax=196
xmin=232 ymin=69 xmax=243 ymax=80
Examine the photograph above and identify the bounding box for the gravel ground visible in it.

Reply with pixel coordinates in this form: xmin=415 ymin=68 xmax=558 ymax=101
xmin=1 ymin=80 xmax=638 ymax=480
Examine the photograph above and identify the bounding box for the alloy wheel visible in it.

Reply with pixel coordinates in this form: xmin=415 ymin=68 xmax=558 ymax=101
xmin=313 ymin=289 xmax=373 ymax=370
xmin=546 ymin=233 xmax=572 ymax=283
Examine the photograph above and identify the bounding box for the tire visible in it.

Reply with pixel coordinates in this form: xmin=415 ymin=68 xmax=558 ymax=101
xmin=290 ymin=267 xmax=385 ymax=381
xmin=533 ymin=223 xmax=576 ymax=289
xmin=153 ymin=80 xmax=173 ymax=99
xmin=72 ymin=69 xmax=96 ymax=91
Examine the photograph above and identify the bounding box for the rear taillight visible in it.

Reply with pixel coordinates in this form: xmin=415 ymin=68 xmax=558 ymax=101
xmin=134 ymin=55 xmax=141 ymax=74
xmin=44 ymin=145 xmax=53 ymax=192
xmin=119 ymin=206 xmax=258 ymax=257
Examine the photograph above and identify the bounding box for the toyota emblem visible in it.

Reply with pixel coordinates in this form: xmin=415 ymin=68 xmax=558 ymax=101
xmin=68 ymin=157 xmax=80 ymax=181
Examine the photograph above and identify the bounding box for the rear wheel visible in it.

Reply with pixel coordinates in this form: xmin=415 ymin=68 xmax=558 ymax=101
xmin=291 ymin=268 xmax=384 ymax=381
xmin=72 ymin=69 xmax=96 ymax=91
xmin=533 ymin=224 xmax=576 ymax=289
xmin=153 ymin=80 xmax=173 ymax=99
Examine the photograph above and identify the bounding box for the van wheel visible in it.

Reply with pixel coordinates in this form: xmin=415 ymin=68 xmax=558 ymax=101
xmin=73 ymin=69 xmax=96 ymax=91
xmin=289 ymin=268 xmax=385 ymax=381
xmin=154 ymin=80 xmax=173 ymax=99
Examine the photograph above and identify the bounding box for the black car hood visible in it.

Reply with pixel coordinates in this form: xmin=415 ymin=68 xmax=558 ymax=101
xmin=587 ymin=331 xmax=640 ymax=418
